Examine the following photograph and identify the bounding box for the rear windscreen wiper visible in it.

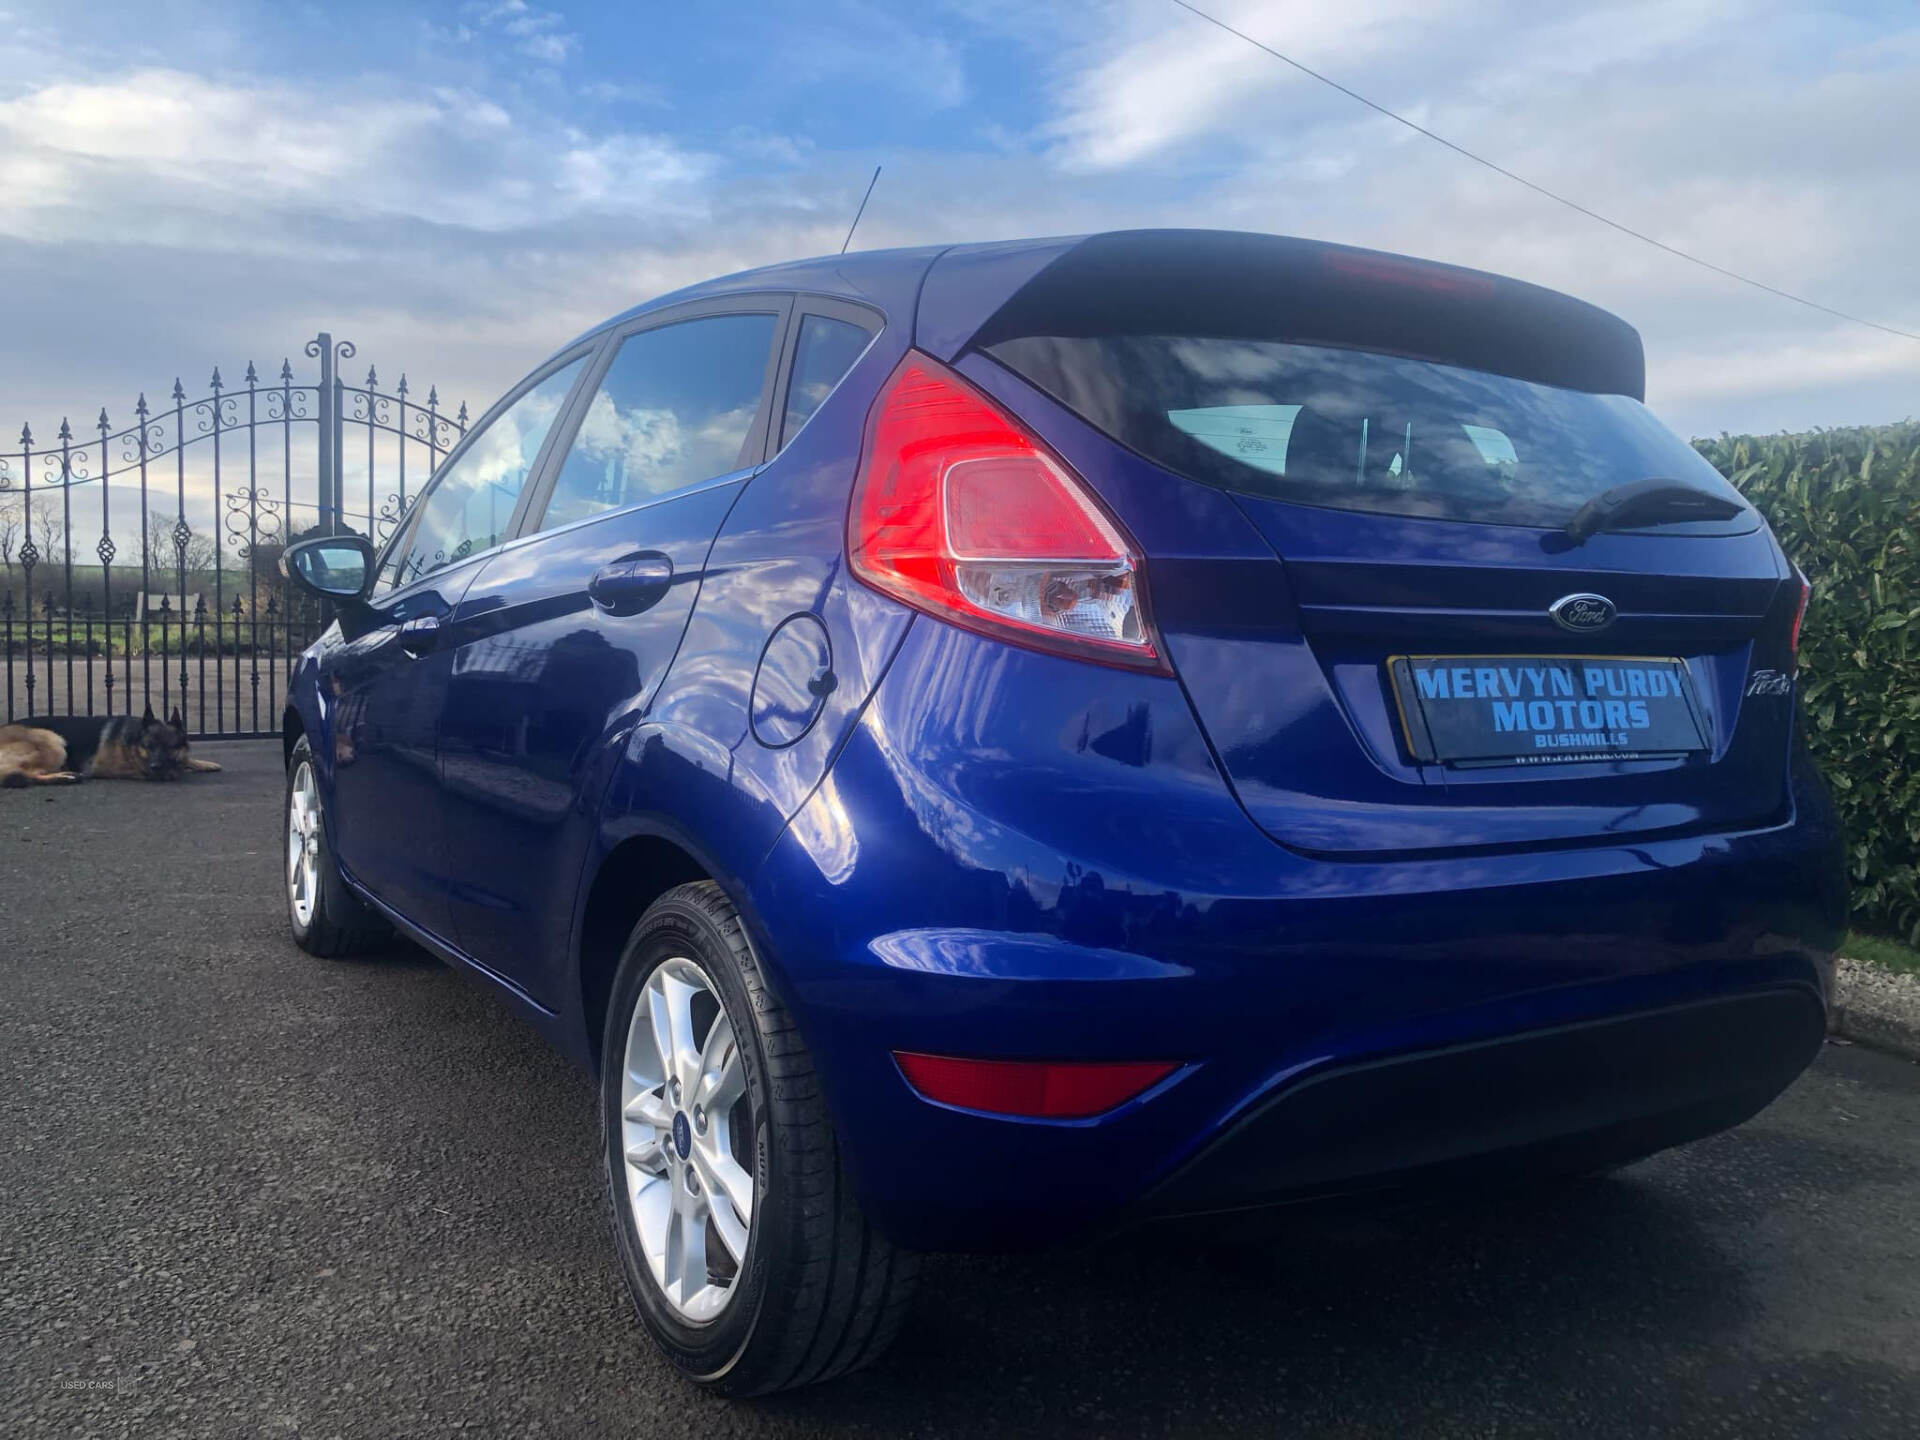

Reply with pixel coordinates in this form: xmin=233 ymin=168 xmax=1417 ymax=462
xmin=1561 ymin=478 xmax=1744 ymax=545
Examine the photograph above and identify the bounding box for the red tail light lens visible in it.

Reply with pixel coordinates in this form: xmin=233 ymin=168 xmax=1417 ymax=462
xmin=1790 ymin=570 xmax=1811 ymax=656
xmin=849 ymin=353 xmax=1166 ymax=671
xmin=893 ymin=1052 xmax=1178 ymax=1119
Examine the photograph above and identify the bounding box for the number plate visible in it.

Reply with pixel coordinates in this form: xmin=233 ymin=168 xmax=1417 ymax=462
xmin=1388 ymin=655 xmax=1708 ymax=766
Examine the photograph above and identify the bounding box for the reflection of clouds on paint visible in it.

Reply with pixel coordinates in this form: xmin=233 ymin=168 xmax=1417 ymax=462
xmin=866 ymin=928 xmax=1189 ymax=980
xmin=786 ymin=770 xmax=858 ymax=886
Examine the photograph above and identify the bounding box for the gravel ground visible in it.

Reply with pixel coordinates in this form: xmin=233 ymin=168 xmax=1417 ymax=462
xmin=4 ymin=741 xmax=1919 ymax=1439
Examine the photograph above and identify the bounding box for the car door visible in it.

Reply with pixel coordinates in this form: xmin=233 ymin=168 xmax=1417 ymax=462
xmin=325 ymin=349 xmax=591 ymax=943
xmin=436 ymin=298 xmax=791 ymax=1004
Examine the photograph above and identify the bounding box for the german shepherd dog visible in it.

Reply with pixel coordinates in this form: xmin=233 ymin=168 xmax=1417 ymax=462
xmin=0 ymin=704 xmax=222 ymax=787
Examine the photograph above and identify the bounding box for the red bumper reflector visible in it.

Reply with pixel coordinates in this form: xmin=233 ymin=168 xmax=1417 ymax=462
xmin=893 ymin=1052 xmax=1178 ymax=1119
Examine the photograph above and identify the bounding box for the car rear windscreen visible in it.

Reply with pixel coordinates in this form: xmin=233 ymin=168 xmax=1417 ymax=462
xmin=987 ymin=334 xmax=1749 ymax=530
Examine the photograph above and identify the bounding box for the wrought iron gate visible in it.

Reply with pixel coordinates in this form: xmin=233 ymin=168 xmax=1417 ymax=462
xmin=0 ymin=333 xmax=465 ymax=739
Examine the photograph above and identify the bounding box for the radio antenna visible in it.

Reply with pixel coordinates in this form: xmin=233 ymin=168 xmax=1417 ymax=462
xmin=840 ymin=166 xmax=882 ymax=254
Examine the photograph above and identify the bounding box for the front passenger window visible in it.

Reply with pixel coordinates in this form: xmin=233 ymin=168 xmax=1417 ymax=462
xmin=381 ymin=356 xmax=585 ymax=591
xmin=539 ymin=313 xmax=778 ymax=532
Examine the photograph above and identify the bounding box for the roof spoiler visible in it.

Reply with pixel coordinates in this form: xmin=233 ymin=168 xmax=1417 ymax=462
xmin=947 ymin=230 xmax=1646 ymax=401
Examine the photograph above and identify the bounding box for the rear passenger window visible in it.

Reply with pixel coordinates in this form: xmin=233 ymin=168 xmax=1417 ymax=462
xmin=539 ymin=313 xmax=778 ymax=531
xmin=779 ymin=314 xmax=873 ymax=449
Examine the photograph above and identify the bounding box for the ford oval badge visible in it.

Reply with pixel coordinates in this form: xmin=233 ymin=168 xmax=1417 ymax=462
xmin=1549 ymin=593 xmax=1617 ymax=633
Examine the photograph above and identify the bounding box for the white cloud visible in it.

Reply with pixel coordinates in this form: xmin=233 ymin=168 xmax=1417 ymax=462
xmin=466 ymin=0 xmax=577 ymax=66
xmin=1045 ymin=0 xmax=1445 ymax=171
xmin=0 ymin=69 xmax=712 ymax=241
xmin=1022 ymin=0 xmax=1920 ymax=434
xmin=1654 ymin=329 xmax=1920 ymax=411
xmin=779 ymin=2 xmax=971 ymax=111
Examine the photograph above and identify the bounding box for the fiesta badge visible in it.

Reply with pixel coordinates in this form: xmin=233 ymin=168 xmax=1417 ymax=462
xmin=1549 ymin=593 xmax=1617 ymax=633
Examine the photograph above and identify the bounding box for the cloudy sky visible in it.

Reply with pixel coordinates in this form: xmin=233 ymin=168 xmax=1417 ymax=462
xmin=2 ymin=0 xmax=1916 ymax=451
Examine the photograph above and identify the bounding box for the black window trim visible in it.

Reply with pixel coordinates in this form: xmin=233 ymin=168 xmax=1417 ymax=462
xmin=372 ymin=338 xmax=603 ymax=599
xmin=514 ymin=293 xmax=797 ymax=537
xmin=768 ymin=295 xmax=885 ymax=454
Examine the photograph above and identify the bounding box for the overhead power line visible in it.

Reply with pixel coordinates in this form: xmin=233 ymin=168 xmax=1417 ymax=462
xmin=1166 ymin=0 xmax=1920 ymax=343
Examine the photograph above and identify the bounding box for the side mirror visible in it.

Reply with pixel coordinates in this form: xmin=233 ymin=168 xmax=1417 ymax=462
xmin=281 ymin=534 xmax=376 ymax=602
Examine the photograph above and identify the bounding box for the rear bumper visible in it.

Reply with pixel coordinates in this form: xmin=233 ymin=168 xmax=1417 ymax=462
xmin=745 ymin=625 xmax=1847 ymax=1252
xmin=1137 ymin=988 xmax=1825 ymax=1220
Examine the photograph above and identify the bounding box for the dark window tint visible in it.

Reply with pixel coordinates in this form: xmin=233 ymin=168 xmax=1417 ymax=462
xmin=540 ymin=313 xmax=777 ymax=531
xmin=381 ymin=357 xmax=584 ymax=590
xmin=989 ymin=335 xmax=1746 ymax=530
xmin=780 ymin=314 xmax=873 ymax=449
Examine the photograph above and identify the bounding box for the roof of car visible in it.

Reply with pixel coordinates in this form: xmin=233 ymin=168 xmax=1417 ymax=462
xmin=581 ymin=241 xmax=980 ymax=336
xmin=556 ymin=230 xmax=1645 ymax=399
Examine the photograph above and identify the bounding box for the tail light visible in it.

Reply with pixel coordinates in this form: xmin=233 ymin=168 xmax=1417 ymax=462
xmin=1790 ymin=569 xmax=1811 ymax=656
xmin=893 ymin=1052 xmax=1178 ymax=1119
xmin=848 ymin=352 xmax=1167 ymax=672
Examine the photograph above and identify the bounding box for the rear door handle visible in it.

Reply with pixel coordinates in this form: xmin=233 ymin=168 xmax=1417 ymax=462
xmin=397 ymin=615 xmax=441 ymax=656
xmin=588 ymin=554 xmax=674 ymax=610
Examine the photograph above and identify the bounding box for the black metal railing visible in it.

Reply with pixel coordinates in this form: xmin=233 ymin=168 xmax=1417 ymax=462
xmin=0 ymin=333 xmax=464 ymax=738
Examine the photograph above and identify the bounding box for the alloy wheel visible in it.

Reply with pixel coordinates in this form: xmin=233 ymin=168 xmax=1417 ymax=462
xmin=287 ymin=759 xmax=320 ymax=928
xmin=619 ymin=956 xmax=755 ymax=1323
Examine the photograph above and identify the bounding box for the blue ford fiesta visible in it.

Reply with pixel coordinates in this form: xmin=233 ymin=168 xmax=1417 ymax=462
xmin=278 ymin=229 xmax=1846 ymax=1394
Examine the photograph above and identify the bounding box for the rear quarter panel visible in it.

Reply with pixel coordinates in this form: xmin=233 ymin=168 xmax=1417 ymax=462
xmin=573 ymin=280 xmax=927 ymax=1053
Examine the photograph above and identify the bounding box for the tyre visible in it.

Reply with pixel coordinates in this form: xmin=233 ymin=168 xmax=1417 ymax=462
xmin=283 ymin=734 xmax=388 ymax=957
xmin=601 ymin=881 xmax=919 ymax=1395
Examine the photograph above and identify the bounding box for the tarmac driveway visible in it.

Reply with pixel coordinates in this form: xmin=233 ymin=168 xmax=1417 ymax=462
xmin=3 ymin=741 xmax=1918 ymax=1437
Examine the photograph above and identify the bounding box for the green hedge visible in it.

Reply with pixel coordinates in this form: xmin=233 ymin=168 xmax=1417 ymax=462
xmin=1695 ymin=422 xmax=1920 ymax=942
